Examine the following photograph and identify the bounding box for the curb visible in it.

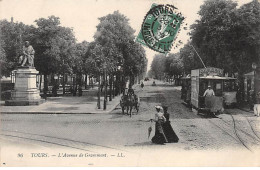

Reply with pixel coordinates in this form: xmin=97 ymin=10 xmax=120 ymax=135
xmin=0 ymin=95 xmax=122 ymax=115
xmin=237 ymin=107 xmax=254 ymax=114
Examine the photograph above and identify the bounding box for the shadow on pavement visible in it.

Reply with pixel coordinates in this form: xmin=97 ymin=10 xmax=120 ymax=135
xmin=125 ymin=141 xmax=154 ymax=146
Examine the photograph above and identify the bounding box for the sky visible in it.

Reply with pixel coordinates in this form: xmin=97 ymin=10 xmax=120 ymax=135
xmin=0 ymin=0 xmax=251 ymax=71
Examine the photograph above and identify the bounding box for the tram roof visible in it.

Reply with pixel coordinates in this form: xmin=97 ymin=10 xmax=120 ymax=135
xmin=199 ymin=76 xmax=236 ymax=80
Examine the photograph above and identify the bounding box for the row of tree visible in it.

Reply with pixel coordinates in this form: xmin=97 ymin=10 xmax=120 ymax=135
xmin=149 ymin=53 xmax=183 ymax=81
xmin=0 ymin=12 xmax=148 ymax=109
xmin=149 ymin=0 xmax=260 ymax=84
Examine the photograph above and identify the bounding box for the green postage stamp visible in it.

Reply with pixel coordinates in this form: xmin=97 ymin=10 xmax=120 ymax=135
xmin=136 ymin=4 xmax=184 ymax=53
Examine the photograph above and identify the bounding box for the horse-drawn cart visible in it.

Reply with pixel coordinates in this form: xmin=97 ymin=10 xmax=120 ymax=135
xmin=120 ymin=93 xmax=140 ymax=117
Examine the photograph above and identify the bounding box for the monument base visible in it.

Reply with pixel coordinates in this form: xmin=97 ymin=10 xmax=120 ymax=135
xmin=5 ymin=99 xmax=45 ymax=106
xmin=5 ymin=67 xmax=45 ymax=106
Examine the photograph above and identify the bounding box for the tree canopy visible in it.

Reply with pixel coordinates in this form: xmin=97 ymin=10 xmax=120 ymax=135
xmin=186 ymin=0 xmax=260 ymax=75
xmin=90 ymin=11 xmax=147 ymax=80
xmin=0 ymin=19 xmax=36 ymax=76
xmin=34 ymin=16 xmax=76 ymax=75
xmin=150 ymin=0 xmax=260 ymax=80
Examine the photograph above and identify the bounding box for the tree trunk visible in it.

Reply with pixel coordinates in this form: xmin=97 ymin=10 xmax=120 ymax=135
xmin=78 ymin=73 xmax=83 ymax=96
xmin=43 ymin=74 xmax=48 ymax=99
xmin=97 ymin=74 xmax=101 ymax=109
xmin=89 ymin=76 xmax=92 ymax=89
xmin=109 ymin=74 xmax=112 ymax=101
xmin=85 ymin=74 xmax=88 ymax=89
xmin=103 ymin=71 xmax=107 ymax=110
xmin=122 ymin=75 xmax=126 ymax=94
xmin=39 ymin=74 xmax=42 ymax=92
xmin=117 ymin=73 xmax=121 ymax=95
xmin=62 ymin=72 xmax=65 ymax=95
xmin=237 ymin=70 xmax=245 ymax=105
xmin=112 ymin=74 xmax=115 ymax=98
xmin=51 ymin=74 xmax=54 ymax=96
xmin=129 ymin=75 xmax=132 ymax=88
xmin=73 ymin=76 xmax=77 ymax=96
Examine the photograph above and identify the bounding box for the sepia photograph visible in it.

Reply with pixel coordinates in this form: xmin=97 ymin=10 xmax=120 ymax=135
xmin=0 ymin=0 xmax=260 ymax=167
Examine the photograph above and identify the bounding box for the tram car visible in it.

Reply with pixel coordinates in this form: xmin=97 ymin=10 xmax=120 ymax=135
xmin=182 ymin=67 xmax=237 ymax=116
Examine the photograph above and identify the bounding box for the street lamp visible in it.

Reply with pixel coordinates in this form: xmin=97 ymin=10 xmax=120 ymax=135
xmin=117 ymin=65 xmax=122 ymax=95
xmin=54 ymin=74 xmax=58 ymax=86
xmin=72 ymin=74 xmax=77 ymax=96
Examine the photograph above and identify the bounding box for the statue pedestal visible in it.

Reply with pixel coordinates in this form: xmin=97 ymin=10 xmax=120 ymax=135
xmin=5 ymin=67 xmax=45 ymax=106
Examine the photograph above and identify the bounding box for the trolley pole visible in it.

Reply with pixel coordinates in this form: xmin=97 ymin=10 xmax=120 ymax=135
xmin=190 ymin=44 xmax=207 ymax=69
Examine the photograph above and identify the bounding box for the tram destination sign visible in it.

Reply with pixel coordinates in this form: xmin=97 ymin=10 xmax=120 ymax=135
xmin=199 ymin=67 xmax=224 ymax=77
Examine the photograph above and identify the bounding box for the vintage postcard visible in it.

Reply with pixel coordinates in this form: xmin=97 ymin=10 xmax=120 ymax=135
xmin=0 ymin=0 xmax=260 ymax=167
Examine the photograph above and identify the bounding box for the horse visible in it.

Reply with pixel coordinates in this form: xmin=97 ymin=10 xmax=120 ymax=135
xmin=120 ymin=94 xmax=139 ymax=117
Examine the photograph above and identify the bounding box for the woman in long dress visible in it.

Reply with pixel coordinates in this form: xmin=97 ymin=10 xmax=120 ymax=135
xmin=151 ymin=106 xmax=168 ymax=144
xmin=162 ymin=106 xmax=179 ymax=143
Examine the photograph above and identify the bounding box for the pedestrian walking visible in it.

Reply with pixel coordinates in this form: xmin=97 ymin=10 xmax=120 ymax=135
xmin=141 ymin=82 xmax=144 ymax=90
xmin=151 ymin=106 xmax=168 ymax=144
xmin=162 ymin=105 xmax=179 ymax=143
xmin=254 ymin=92 xmax=260 ymax=117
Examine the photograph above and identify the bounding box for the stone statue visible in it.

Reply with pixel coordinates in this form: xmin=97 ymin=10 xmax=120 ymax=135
xmin=19 ymin=41 xmax=35 ymax=67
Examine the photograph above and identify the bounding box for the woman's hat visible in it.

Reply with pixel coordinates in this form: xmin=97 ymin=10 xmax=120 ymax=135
xmin=155 ymin=106 xmax=163 ymax=110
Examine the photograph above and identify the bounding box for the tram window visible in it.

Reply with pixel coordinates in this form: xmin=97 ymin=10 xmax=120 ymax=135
xmin=214 ymin=82 xmax=222 ymax=96
xmin=216 ymin=83 xmax=221 ymax=90
xmin=224 ymin=80 xmax=236 ymax=92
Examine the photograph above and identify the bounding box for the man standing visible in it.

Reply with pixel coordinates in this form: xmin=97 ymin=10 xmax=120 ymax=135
xmin=203 ymin=85 xmax=215 ymax=97
xmin=19 ymin=41 xmax=35 ymax=67
xmin=127 ymin=86 xmax=134 ymax=96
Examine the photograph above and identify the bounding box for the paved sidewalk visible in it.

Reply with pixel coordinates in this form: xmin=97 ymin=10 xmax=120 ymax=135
xmin=0 ymin=84 xmax=141 ymax=114
xmin=0 ymin=87 xmax=122 ymax=114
